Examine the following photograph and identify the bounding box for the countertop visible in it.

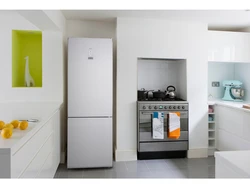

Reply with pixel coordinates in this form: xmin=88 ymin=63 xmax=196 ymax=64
xmin=208 ymin=98 xmax=250 ymax=113
xmin=0 ymin=101 xmax=62 ymax=154
xmin=215 ymin=150 xmax=250 ymax=177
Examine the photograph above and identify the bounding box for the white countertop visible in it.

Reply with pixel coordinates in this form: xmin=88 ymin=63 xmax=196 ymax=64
xmin=215 ymin=150 xmax=250 ymax=177
xmin=0 ymin=101 xmax=62 ymax=154
xmin=208 ymin=98 xmax=250 ymax=113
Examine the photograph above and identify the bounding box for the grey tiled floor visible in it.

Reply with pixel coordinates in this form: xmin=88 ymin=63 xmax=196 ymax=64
xmin=54 ymin=157 xmax=215 ymax=179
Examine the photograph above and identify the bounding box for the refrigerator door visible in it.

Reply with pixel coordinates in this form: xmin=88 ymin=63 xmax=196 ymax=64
xmin=68 ymin=38 xmax=113 ymax=117
xmin=67 ymin=118 xmax=113 ymax=168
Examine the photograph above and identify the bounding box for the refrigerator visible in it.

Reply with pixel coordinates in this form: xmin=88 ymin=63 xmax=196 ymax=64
xmin=67 ymin=38 xmax=113 ymax=168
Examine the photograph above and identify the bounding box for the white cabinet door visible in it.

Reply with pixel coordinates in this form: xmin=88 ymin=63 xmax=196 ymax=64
xmin=216 ymin=105 xmax=250 ymax=151
xmin=208 ymin=31 xmax=250 ymax=63
xmin=242 ymin=111 xmax=250 ymax=142
xmin=67 ymin=118 xmax=113 ymax=168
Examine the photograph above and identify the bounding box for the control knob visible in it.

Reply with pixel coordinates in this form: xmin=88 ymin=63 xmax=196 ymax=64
xmin=169 ymin=106 xmax=172 ymax=109
xmin=149 ymin=106 xmax=152 ymax=109
xmin=178 ymin=106 xmax=181 ymax=109
xmin=173 ymin=106 xmax=176 ymax=109
xmin=164 ymin=106 xmax=168 ymax=109
xmin=182 ymin=106 xmax=185 ymax=109
xmin=143 ymin=106 xmax=146 ymax=109
xmin=154 ymin=106 xmax=157 ymax=109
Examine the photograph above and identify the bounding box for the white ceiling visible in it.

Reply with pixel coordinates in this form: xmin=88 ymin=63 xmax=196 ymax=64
xmin=61 ymin=10 xmax=250 ymax=30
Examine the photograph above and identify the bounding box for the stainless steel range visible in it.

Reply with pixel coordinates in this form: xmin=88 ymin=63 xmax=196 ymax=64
xmin=137 ymin=100 xmax=189 ymax=159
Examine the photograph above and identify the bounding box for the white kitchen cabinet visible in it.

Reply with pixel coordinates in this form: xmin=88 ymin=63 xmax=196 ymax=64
xmin=208 ymin=31 xmax=250 ymax=63
xmin=215 ymin=105 xmax=250 ymax=151
xmin=215 ymin=150 xmax=250 ymax=178
xmin=0 ymin=109 xmax=61 ymax=178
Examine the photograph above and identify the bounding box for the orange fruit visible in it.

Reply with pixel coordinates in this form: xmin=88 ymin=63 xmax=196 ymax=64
xmin=19 ymin=121 xmax=28 ymax=130
xmin=4 ymin=123 xmax=14 ymax=129
xmin=1 ymin=127 xmax=13 ymax=139
xmin=0 ymin=121 xmax=5 ymax=130
xmin=10 ymin=120 xmax=20 ymax=129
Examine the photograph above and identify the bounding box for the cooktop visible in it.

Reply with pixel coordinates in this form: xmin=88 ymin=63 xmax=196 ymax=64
xmin=138 ymin=97 xmax=185 ymax=101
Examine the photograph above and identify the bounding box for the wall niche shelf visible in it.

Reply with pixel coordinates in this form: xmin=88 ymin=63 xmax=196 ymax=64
xmin=12 ymin=30 xmax=42 ymax=88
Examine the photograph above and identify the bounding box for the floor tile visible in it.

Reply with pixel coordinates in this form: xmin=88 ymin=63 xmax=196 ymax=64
xmin=145 ymin=159 xmax=169 ymax=170
xmin=82 ymin=169 xmax=107 ymax=178
xmin=110 ymin=161 xmax=127 ymax=172
xmin=208 ymin=173 xmax=215 ymax=178
xmin=57 ymin=164 xmax=67 ymax=172
xmin=58 ymin=169 xmax=84 ymax=178
xmin=206 ymin=157 xmax=216 ymax=166
xmin=105 ymin=170 xmax=137 ymax=178
xmin=172 ymin=169 xmax=189 ymax=178
xmin=208 ymin=165 xmax=215 ymax=175
xmin=54 ymin=171 xmax=61 ymax=178
xmin=125 ymin=160 xmax=149 ymax=172
xmin=184 ymin=158 xmax=214 ymax=167
xmin=164 ymin=158 xmax=188 ymax=169
xmin=185 ymin=165 xmax=211 ymax=178
xmin=149 ymin=169 xmax=177 ymax=178
xmin=136 ymin=171 xmax=154 ymax=178
xmin=54 ymin=158 xmax=216 ymax=179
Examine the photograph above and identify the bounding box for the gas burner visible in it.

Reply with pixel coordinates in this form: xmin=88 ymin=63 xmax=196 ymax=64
xmin=142 ymin=97 xmax=185 ymax=102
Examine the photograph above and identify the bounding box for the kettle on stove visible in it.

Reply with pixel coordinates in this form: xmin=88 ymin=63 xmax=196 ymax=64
xmin=166 ymin=85 xmax=177 ymax=98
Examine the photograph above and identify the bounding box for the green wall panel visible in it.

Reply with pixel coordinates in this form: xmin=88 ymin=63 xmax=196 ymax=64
xmin=12 ymin=30 xmax=42 ymax=87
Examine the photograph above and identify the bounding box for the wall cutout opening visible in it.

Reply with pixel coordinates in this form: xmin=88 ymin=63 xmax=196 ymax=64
xmin=137 ymin=58 xmax=187 ymax=100
xmin=12 ymin=30 xmax=42 ymax=87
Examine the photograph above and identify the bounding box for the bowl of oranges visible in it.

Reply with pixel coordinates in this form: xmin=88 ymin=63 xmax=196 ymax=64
xmin=0 ymin=120 xmax=29 ymax=139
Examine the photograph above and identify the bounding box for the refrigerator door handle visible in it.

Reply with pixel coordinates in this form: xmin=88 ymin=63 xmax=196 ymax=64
xmin=68 ymin=116 xmax=112 ymax=118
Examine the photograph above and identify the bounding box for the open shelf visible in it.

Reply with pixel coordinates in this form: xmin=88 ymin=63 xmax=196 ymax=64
xmin=208 ymin=104 xmax=216 ymax=156
xmin=209 ymin=131 xmax=215 ymax=138
xmin=208 ymin=139 xmax=215 ymax=147
xmin=209 ymin=123 xmax=215 ymax=130
xmin=12 ymin=30 xmax=42 ymax=87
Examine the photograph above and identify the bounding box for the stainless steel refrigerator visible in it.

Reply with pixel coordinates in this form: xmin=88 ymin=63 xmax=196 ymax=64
xmin=67 ymin=38 xmax=113 ymax=168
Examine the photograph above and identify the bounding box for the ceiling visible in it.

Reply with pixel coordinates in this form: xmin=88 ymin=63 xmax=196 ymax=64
xmin=61 ymin=10 xmax=250 ymax=30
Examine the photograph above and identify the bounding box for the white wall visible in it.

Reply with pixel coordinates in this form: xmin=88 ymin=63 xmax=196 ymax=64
xmin=138 ymin=59 xmax=178 ymax=91
xmin=137 ymin=59 xmax=186 ymax=99
xmin=116 ymin=18 xmax=208 ymax=161
xmin=208 ymin=62 xmax=250 ymax=101
xmin=176 ymin=60 xmax=187 ymax=100
xmin=208 ymin=62 xmax=235 ymax=99
xmin=67 ymin=20 xmax=116 ymax=39
xmin=0 ymin=11 xmax=63 ymax=103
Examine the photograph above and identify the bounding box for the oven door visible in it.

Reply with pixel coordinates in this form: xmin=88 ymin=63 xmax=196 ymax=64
xmin=138 ymin=111 xmax=188 ymax=143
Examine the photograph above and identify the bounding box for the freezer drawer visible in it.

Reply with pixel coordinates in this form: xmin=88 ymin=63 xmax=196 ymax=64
xmin=67 ymin=118 xmax=113 ymax=168
xmin=139 ymin=141 xmax=188 ymax=152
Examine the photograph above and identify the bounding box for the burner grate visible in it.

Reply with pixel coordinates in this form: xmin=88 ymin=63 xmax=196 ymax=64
xmin=139 ymin=97 xmax=185 ymax=101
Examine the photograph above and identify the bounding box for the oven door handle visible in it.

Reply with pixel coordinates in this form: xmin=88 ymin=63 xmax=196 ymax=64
xmin=141 ymin=112 xmax=168 ymax=115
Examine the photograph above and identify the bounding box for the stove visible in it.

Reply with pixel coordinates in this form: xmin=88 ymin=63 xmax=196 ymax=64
xmin=137 ymin=95 xmax=189 ymax=160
